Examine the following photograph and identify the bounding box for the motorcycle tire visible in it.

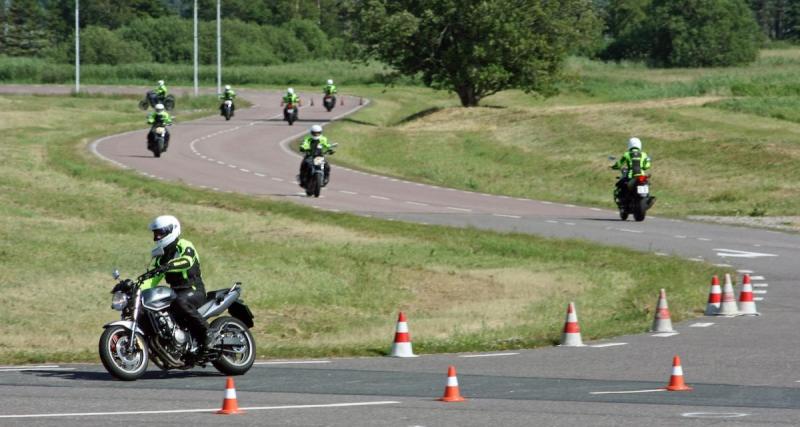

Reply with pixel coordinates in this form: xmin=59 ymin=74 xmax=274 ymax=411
xmin=634 ymin=199 xmax=647 ymax=222
xmin=224 ymin=109 xmax=231 ymax=121
xmin=313 ymin=174 xmax=322 ymax=197
xmin=164 ymin=96 xmax=175 ymax=111
xmin=99 ymin=325 xmax=149 ymax=381
xmin=138 ymin=99 xmax=149 ymax=111
xmin=154 ymin=138 xmax=164 ymax=158
xmin=305 ymin=174 xmax=316 ymax=197
xmin=619 ymin=210 xmax=629 ymax=221
xmin=210 ymin=316 xmax=256 ymax=376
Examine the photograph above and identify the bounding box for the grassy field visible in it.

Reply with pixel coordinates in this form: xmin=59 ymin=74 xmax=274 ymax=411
xmin=0 ymin=94 xmax=719 ymax=364
xmin=328 ymin=48 xmax=800 ymax=218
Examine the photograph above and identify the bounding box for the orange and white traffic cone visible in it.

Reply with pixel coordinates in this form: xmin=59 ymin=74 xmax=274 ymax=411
xmin=216 ymin=377 xmax=243 ymax=414
xmin=559 ymin=302 xmax=586 ymax=347
xmin=738 ymin=274 xmax=760 ymax=316
xmin=716 ymin=273 xmax=740 ymax=316
xmin=704 ymin=275 xmax=721 ymax=315
xmin=665 ymin=355 xmax=693 ymax=391
xmin=650 ymin=288 xmax=676 ymax=333
xmin=340 ymin=97 xmax=344 ymax=106
xmin=359 ymin=97 xmax=363 ymax=106
xmin=438 ymin=365 xmax=465 ymax=402
xmin=389 ymin=312 xmax=417 ymax=357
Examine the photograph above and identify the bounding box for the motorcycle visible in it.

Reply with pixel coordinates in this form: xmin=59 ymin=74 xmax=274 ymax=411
xmin=300 ymin=143 xmax=337 ymax=197
xmin=221 ymin=100 xmax=234 ymax=121
xmin=283 ymin=102 xmax=298 ymax=125
xmin=139 ymin=91 xmax=175 ymax=111
xmin=611 ymin=159 xmax=656 ymax=221
xmin=147 ymin=124 xmax=170 ymax=158
xmin=323 ymin=95 xmax=336 ymax=112
xmin=99 ymin=268 xmax=256 ymax=381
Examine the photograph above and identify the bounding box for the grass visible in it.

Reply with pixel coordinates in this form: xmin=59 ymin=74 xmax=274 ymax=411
xmin=327 ymin=47 xmax=800 ymax=217
xmin=0 ymin=93 xmax=719 ymax=364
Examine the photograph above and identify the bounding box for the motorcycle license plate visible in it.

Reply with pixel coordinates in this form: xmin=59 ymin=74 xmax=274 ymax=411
xmin=286 ymin=109 xmax=294 ymax=114
xmin=155 ymin=127 xmax=165 ymax=135
xmin=313 ymin=156 xmax=324 ymax=166
xmin=637 ymin=185 xmax=649 ymax=194
xmin=224 ymin=100 xmax=232 ymax=106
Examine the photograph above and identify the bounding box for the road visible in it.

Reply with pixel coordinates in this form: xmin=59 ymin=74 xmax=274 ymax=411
xmin=2 ymin=85 xmax=800 ymax=426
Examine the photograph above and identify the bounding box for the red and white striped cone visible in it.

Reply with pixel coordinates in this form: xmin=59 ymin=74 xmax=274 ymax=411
xmin=650 ymin=288 xmax=676 ymax=333
xmin=738 ymin=274 xmax=760 ymax=316
xmin=704 ymin=275 xmax=721 ymax=315
xmin=216 ymin=377 xmax=243 ymax=414
xmin=716 ymin=273 xmax=740 ymax=316
xmin=665 ymin=355 xmax=693 ymax=391
xmin=389 ymin=312 xmax=417 ymax=357
xmin=437 ymin=365 xmax=465 ymax=402
xmin=559 ymin=302 xmax=586 ymax=347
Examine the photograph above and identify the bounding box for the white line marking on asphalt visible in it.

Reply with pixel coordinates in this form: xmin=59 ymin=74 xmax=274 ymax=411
xmin=541 ymin=201 xmax=553 ymax=205
xmin=216 ymin=161 xmax=225 ymax=165
xmin=254 ymin=360 xmax=331 ymax=365
xmin=228 ymin=164 xmax=238 ymax=168
xmin=447 ymin=207 xmax=472 ymax=212
xmin=564 ymin=204 xmax=576 ymax=208
xmin=688 ymin=258 xmax=704 ymax=262
xmin=651 ymin=332 xmax=679 ymax=337
xmin=339 ymin=190 xmax=358 ymax=195
xmin=254 ymin=173 xmax=265 ymax=177
xmin=239 ymin=168 xmax=250 ymax=172
xmin=674 ymin=235 xmax=687 ymax=239
xmin=564 ymin=222 xmax=576 ymax=226
xmin=590 ymin=208 xmax=602 ymax=211
xmin=493 ymin=214 xmax=521 ymax=219
xmin=682 ymin=412 xmax=749 ymax=419
xmin=459 ymin=353 xmax=520 ymax=358
xmin=370 ymin=195 xmax=390 ymax=201
xmin=697 ymin=238 xmax=711 ymax=241
xmin=753 ymin=290 xmax=767 ymax=294
xmin=618 ymin=228 xmax=643 ymax=233
xmin=737 ymin=269 xmax=754 ymax=274
xmin=406 ymin=201 xmax=428 ymax=206
xmin=0 ymin=401 xmax=401 ymax=419
xmin=590 ymin=389 xmax=665 ymax=395
xmin=272 ymin=177 xmax=284 ymax=182
xmin=690 ymin=322 xmax=714 ymax=327
xmin=546 ymin=220 xmax=558 ymax=224
xmin=750 ymin=275 xmax=765 ymax=280
xmin=589 ymin=343 xmax=627 ymax=348
xmin=655 ymin=252 xmax=668 ymax=256
xmin=715 ymin=249 xmax=778 ymax=258
xmin=753 ymin=283 xmax=768 ymax=287
xmin=713 ymin=263 xmax=732 ymax=267
xmin=0 ymin=365 xmax=73 ymax=372
xmin=753 ymin=244 xmax=762 ymax=247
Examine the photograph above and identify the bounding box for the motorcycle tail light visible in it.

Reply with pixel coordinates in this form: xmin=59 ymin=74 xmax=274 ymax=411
xmin=111 ymin=291 xmax=129 ymax=311
xmin=637 ymin=175 xmax=648 ymax=184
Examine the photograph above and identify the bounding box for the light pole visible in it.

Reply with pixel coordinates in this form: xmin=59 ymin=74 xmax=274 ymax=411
xmin=193 ymin=0 xmax=198 ymax=96
xmin=75 ymin=0 xmax=80 ymax=94
xmin=216 ymin=0 xmax=221 ymax=95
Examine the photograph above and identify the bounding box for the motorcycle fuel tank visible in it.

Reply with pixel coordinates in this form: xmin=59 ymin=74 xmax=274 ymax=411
xmin=141 ymin=286 xmax=176 ymax=310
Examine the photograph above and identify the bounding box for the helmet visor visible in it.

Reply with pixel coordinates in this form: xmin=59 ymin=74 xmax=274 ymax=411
xmin=152 ymin=226 xmax=172 ymax=241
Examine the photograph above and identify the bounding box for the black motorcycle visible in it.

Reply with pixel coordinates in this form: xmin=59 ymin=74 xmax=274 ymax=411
xmin=99 ymin=268 xmax=256 ymax=381
xmin=139 ymin=91 xmax=175 ymax=111
xmin=283 ymin=102 xmax=299 ymax=125
xmin=147 ymin=123 xmax=170 ymax=158
xmin=323 ymin=95 xmax=336 ymax=112
xmin=221 ymin=99 xmax=234 ymax=120
xmin=299 ymin=143 xmax=337 ymax=197
xmin=612 ymin=164 xmax=656 ymax=221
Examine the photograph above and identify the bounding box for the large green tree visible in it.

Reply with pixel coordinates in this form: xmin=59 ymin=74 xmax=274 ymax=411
xmin=348 ymin=0 xmax=600 ymax=107
xmin=2 ymin=0 xmax=50 ymax=56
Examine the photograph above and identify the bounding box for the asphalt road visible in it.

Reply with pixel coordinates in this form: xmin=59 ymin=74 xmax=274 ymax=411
xmin=2 ymin=85 xmax=800 ymax=426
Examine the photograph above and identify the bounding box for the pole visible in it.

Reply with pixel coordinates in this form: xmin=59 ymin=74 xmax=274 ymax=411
xmin=216 ymin=0 xmax=221 ymax=95
xmin=75 ymin=0 xmax=80 ymax=94
xmin=193 ymin=0 xmax=198 ymax=96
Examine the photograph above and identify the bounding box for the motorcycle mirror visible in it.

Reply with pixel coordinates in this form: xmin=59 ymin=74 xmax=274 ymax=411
xmin=608 ymin=156 xmax=616 ymax=161
xmin=112 ymin=269 xmax=120 ymax=280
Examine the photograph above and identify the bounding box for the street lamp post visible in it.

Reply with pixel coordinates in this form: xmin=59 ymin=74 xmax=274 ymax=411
xmin=75 ymin=0 xmax=80 ymax=94
xmin=193 ymin=0 xmax=198 ymax=96
xmin=216 ymin=0 xmax=221 ymax=95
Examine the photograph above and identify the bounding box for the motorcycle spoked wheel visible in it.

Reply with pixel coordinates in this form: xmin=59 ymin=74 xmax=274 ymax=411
xmin=210 ymin=317 xmax=256 ymax=376
xmin=99 ymin=325 xmax=149 ymax=381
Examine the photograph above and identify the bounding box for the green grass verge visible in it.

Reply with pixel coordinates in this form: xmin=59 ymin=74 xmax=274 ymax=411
xmin=0 ymin=93 xmax=720 ymax=364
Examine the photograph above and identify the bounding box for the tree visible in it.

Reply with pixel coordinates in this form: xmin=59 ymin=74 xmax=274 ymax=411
xmin=600 ymin=0 xmax=651 ymax=60
xmin=2 ymin=0 xmax=50 ymax=56
xmin=648 ymin=0 xmax=761 ymax=67
xmin=348 ymin=0 xmax=600 ymax=107
xmin=748 ymin=0 xmax=800 ymax=40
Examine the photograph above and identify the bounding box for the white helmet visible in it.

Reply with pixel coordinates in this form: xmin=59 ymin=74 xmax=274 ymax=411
xmin=627 ymin=137 xmax=642 ymax=151
xmin=149 ymin=215 xmax=181 ymax=257
xmin=157 ymin=80 xmax=164 ymax=86
xmin=287 ymin=87 xmax=294 ymax=95
xmin=310 ymin=124 xmax=323 ymax=140
xmin=326 ymin=79 xmax=333 ymax=85
xmin=155 ymin=103 xmax=165 ymax=112
xmin=224 ymin=85 xmax=231 ymax=90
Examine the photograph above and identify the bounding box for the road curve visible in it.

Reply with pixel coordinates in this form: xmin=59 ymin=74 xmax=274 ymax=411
xmin=4 ymin=85 xmax=800 ymax=425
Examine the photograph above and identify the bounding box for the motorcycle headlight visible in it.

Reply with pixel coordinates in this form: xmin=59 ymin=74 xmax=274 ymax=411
xmin=313 ymin=156 xmax=325 ymax=166
xmin=111 ymin=291 xmax=129 ymax=311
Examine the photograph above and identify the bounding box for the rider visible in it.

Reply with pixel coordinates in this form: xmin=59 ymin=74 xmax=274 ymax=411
xmin=141 ymin=215 xmax=217 ymax=354
xmin=282 ymin=87 xmax=300 ymax=106
xmin=298 ymin=124 xmax=333 ymax=187
xmin=611 ymin=137 xmax=651 ymax=204
xmin=150 ymin=80 xmax=168 ymax=107
xmin=147 ymin=103 xmax=173 ymax=149
xmin=219 ymin=84 xmax=236 ymax=115
xmin=323 ymin=79 xmax=337 ymax=103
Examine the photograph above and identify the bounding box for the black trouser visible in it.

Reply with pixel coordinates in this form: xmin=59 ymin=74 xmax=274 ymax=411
xmin=299 ymin=156 xmax=330 ymax=184
xmin=220 ymin=101 xmax=235 ymax=114
xmin=172 ymin=288 xmax=209 ymax=342
xmin=148 ymin=128 xmax=170 ymax=148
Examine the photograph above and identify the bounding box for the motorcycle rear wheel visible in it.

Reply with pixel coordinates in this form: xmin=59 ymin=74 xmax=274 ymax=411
xmin=163 ymin=96 xmax=175 ymax=111
xmin=138 ymin=99 xmax=149 ymax=110
xmin=619 ymin=210 xmax=629 ymax=221
xmin=210 ymin=317 xmax=256 ymax=376
xmin=634 ymin=198 xmax=647 ymax=222
xmin=99 ymin=325 xmax=149 ymax=381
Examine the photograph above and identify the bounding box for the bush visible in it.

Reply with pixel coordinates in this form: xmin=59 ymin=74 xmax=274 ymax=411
xmin=45 ymin=26 xmax=152 ymax=65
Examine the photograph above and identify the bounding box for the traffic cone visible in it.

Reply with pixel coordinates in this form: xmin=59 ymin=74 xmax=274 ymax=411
xmin=716 ymin=273 xmax=740 ymax=316
xmin=665 ymin=355 xmax=693 ymax=391
xmin=438 ymin=365 xmax=465 ymax=402
xmin=559 ymin=302 xmax=586 ymax=347
xmin=704 ymin=275 xmax=721 ymax=315
xmin=310 ymin=97 xmax=314 ymax=106
xmin=216 ymin=377 xmax=243 ymax=414
xmin=340 ymin=97 xmax=344 ymax=106
xmin=650 ymin=288 xmax=676 ymax=333
xmin=359 ymin=97 xmax=363 ymax=105
xmin=738 ymin=274 xmax=760 ymax=316
xmin=389 ymin=312 xmax=417 ymax=357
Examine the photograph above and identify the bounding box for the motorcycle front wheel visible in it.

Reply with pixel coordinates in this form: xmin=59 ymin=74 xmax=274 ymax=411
xmin=210 ymin=317 xmax=256 ymax=376
xmin=99 ymin=326 xmax=149 ymax=381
